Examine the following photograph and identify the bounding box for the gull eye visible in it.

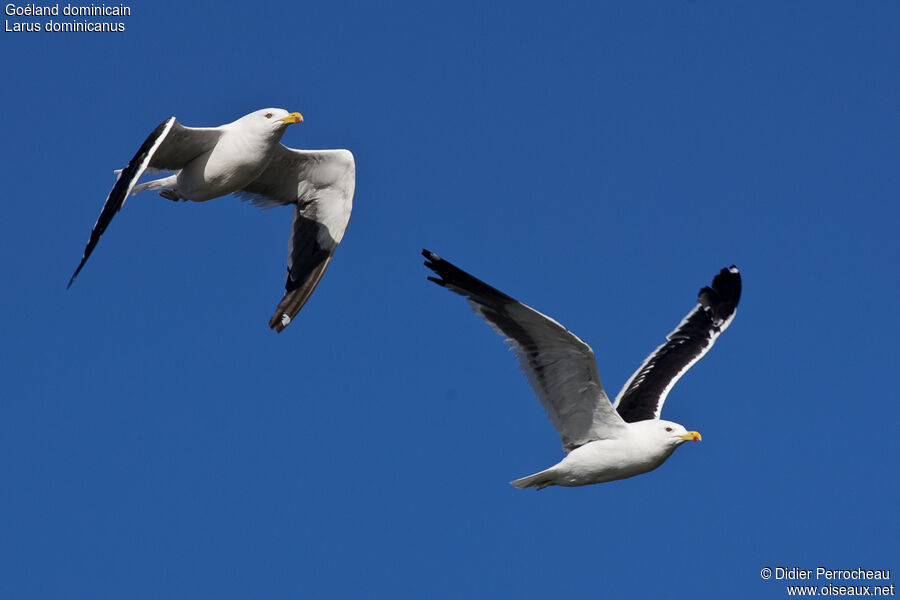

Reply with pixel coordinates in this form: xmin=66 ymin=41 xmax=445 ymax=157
xmin=665 ymin=427 xmax=673 ymax=432
xmin=265 ymin=113 xmax=273 ymax=119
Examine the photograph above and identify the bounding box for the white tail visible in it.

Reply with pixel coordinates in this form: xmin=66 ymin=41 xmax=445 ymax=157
xmin=131 ymin=175 xmax=175 ymax=196
xmin=510 ymin=468 xmax=556 ymax=490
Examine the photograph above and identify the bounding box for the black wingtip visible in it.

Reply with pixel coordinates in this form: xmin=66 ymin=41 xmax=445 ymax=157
xmin=422 ymin=249 xmax=446 ymax=284
xmin=67 ymin=261 xmax=86 ymax=289
xmin=423 ymin=249 xmax=461 ymax=290
xmin=422 ymin=248 xmax=440 ymax=266
xmin=421 ymin=248 xmax=518 ymax=306
xmin=698 ymin=265 xmax=742 ymax=321
xmin=66 ymin=231 xmax=104 ymax=290
xmin=713 ymin=265 xmax=742 ymax=304
xmin=268 ymin=254 xmax=335 ymax=334
xmin=66 ymin=117 xmax=175 ymax=292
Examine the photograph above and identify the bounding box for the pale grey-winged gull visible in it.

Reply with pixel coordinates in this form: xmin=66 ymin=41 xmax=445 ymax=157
xmin=422 ymin=249 xmax=741 ymax=489
xmin=68 ymin=108 xmax=355 ymax=332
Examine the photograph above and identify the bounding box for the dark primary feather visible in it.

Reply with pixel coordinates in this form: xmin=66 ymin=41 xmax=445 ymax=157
xmin=67 ymin=118 xmax=221 ymax=288
xmin=244 ymin=147 xmax=355 ymax=332
xmin=423 ymin=249 xmax=622 ymax=451
xmin=423 ymin=249 xmax=545 ymax=384
xmin=423 ymin=250 xmax=551 ymax=378
xmin=268 ymin=211 xmax=335 ymax=332
xmin=67 ymin=118 xmax=173 ymax=288
xmin=614 ymin=266 xmax=741 ymax=423
xmin=423 ymin=249 xmax=517 ymax=306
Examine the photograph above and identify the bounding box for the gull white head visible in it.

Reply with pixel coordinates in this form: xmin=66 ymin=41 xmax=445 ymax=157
xmin=235 ymin=108 xmax=304 ymax=138
xmin=630 ymin=419 xmax=702 ymax=451
xmin=657 ymin=419 xmax=702 ymax=446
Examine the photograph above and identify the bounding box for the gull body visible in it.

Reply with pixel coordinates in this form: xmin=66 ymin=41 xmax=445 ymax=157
xmin=69 ymin=108 xmax=355 ymax=332
xmin=515 ymin=420 xmax=699 ymax=488
xmin=423 ymin=250 xmax=740 ymax=489
xmin=133 ymin=109 xmax=302 ymax=202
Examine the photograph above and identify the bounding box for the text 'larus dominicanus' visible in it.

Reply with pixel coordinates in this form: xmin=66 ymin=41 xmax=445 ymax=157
xmin=423 ymin=250 xmax=741 ymax=489
xmin=68 ymin=108 xmax=356 ymax=332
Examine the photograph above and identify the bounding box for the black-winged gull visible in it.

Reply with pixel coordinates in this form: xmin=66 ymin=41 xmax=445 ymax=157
xmin=422 ymin=249 xmax=741 ymax=489
xmin=68 ymin=108 xmax=355 ymax=332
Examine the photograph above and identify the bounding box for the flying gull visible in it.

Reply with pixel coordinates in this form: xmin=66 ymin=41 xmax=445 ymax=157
xmin=423 ymin=250 xmax=741 ymax=489
xmin=68 ymin=108 xmax=356 ymax=332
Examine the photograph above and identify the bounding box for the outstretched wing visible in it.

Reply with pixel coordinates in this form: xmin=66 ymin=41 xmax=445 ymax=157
xmin=238 ymin=146 xmax=355 ymax=332
xmin=613 ymin=266 xmax=742 ymax=422
xmin=67 ymin=118 xmax=221 ymax=287
xmin=423 ymin=250 xmax=625 ymax=452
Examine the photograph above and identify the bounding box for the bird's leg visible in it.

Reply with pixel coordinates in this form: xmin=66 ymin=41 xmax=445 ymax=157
xmin=158 ymin=189 xmax=181 ymax=202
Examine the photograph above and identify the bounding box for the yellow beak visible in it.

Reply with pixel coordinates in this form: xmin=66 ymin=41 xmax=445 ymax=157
xmin=280 ymin=112 xmax=303 ymax=124
xmin=679 ymin=431 xmax=702 ymax=442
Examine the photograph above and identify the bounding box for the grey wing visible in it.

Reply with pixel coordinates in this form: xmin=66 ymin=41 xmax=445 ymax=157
xmin=67 ymin=118 xmax=221 ymax=287
xmin=423 ymin=250 xmax=625 ymax=452
xmin=613 ymin=266 xmax=742 ymax=422
xmin=147 ymin=121 xmax=221 ymax=171
xmin=238 ymin=146 xmax=355 ymax=332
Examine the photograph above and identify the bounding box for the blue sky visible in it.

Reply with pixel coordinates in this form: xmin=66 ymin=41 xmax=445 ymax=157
xmin=1 ymin=2 xmax=897 ymax=598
